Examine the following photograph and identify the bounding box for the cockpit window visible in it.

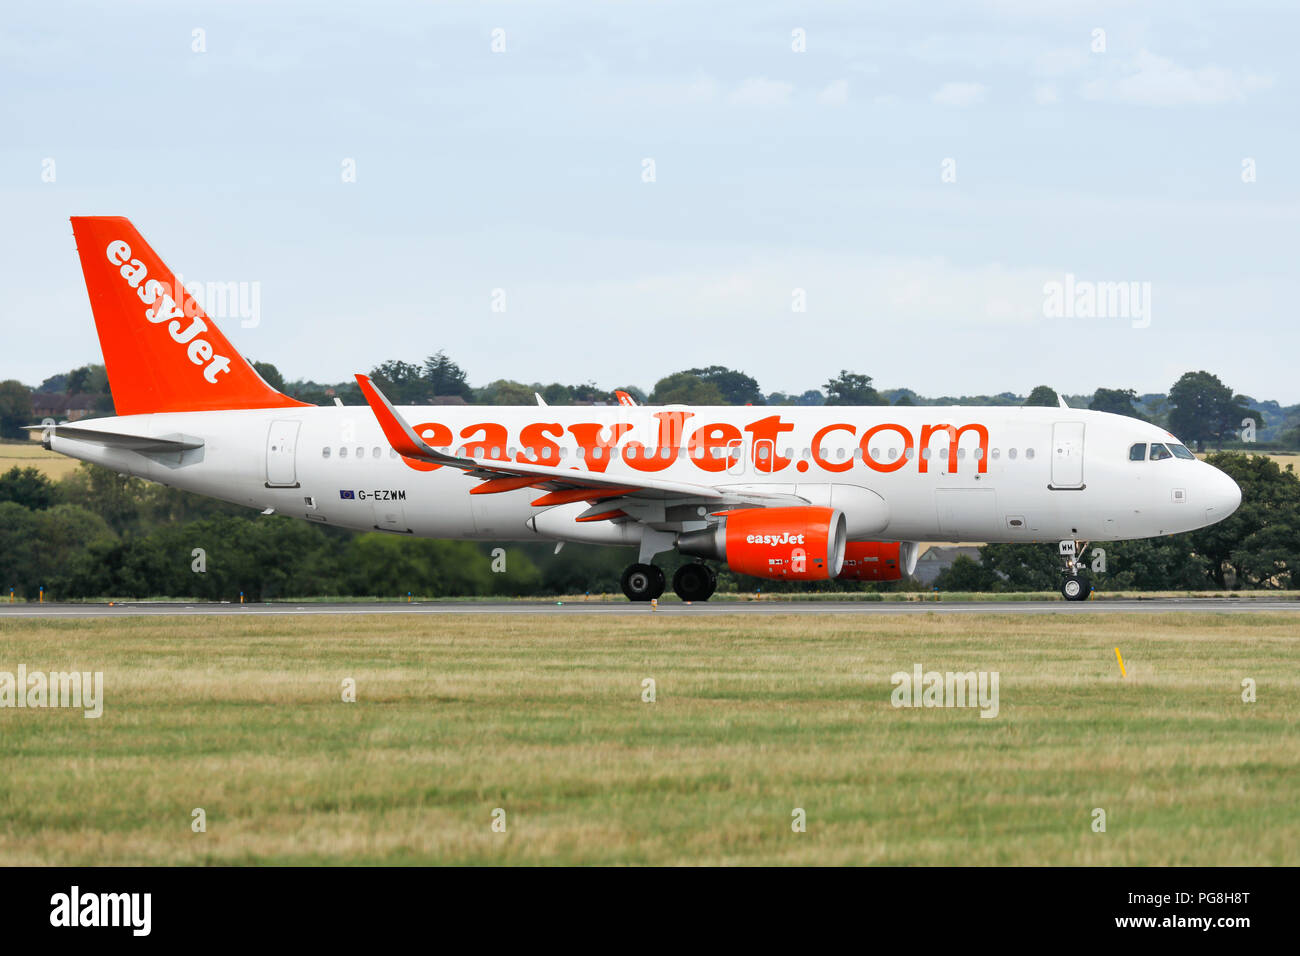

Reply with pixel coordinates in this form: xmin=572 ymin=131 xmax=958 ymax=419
xmin=1169 ymin=443 xmax=1195 ymax=460
xmin=1149 ymin=443 xmax=1172 ymax=461
xmin=1129 ymin=443 xmax=1146 ymax=461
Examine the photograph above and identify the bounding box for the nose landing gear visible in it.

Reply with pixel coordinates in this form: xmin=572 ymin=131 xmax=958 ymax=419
xmin=1058 ymin=539 xmax=1093 ymax=601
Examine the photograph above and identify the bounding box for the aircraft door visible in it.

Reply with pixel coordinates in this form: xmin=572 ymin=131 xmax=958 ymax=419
xmin=265 ymin=420 xmax=300 ymax=488
xmin=1050 ymin=422 xmax=1085 ymax=489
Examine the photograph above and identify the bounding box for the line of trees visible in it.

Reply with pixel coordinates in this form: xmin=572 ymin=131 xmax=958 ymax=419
xmin=1 ymin=449 xmax=1297 ymax=600
xmin=6 ymin=355 xmax=1296 ymax=448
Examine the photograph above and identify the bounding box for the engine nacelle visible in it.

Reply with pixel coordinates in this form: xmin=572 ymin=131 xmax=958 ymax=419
xmin=836 ymin=541 xmax=920 ymax=581
xmin=677 ymin=506 xmax=847 ymax=580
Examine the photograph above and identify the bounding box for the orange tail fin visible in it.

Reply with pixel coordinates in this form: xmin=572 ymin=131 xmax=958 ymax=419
xmin=69 ymin=216 xmax=308 ymax=415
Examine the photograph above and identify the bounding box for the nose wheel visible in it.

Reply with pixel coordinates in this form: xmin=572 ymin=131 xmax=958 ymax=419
xmin=672 ymin=563 xmax=717 ymax=602
xmin=1058 ymin=538 xmax=1092 ymax=601
xmin=621 ymin=563 xmax=666 ymax=602
xmin=1061 ymin=574 xmax=1092 ymax=601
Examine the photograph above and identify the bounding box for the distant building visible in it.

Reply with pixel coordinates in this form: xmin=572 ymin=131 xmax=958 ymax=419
xmin=914 ymin=546 xmax=984 ymax=586
xmin=29 ymin=392 xmax=99 ymax=424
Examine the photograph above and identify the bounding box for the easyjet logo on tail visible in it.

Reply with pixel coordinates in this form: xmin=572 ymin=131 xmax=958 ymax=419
xmin=105 ymin=240 xmax=232 ymax=384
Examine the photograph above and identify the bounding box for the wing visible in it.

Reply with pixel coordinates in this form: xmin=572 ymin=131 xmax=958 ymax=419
xmin=354 ymin=374 xmax=804 ymax=522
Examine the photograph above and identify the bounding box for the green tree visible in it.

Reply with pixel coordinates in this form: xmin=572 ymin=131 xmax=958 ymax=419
xmin=423 ymin=351 xmax=472 ymax=400
xmin=1088 ymin=387 xmax=1144 ymax=419
xmin=0 ymin=467 xmax=58 ymax=510
xmin=1092 ymin=537 xmax=1209 ymax=591
xmin=539 ymin=383 xmax=574 ymax=405
xmin=1168 ymin=371 xmax=1260 ymax=451
xmin=649 ymin=372 xmax=726 ymax=405
xmin=933 ymin=555 xmax=998 ymax=591
xmin=1024 ymin=385 xmax=1059 ymax=407
xmin=64 ymin=364 xmax=109 ymax=396
xmin=824 ymin=371 xmax=882 ymax=406
xmin=1188 ymin=453 xmax=1300 ymax=588
xmin=978 ymin=543 xmax=1061 ymax=591
xmin=0 ymin=380 xmax=33 ymax=439
xmin=476 ymin=380 xmax=535 ymax=405
xmin=683 ymin=366 xmax=764 ymax=405
xmin=251 ymin=361 xmax=286 ymax=392
xmin=58 ymin=463 xmax=151 ymax=536
xmin=370 ymin=360 xmax=432 ymax=404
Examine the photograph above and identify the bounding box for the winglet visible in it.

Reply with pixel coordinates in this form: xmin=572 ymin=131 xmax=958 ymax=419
xmin=355 ymin=373 xmax=463 ymax=466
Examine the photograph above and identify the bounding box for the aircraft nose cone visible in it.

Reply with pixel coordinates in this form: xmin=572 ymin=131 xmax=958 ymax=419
xmin=1203 ymin=467 xmax=1242 ymax=524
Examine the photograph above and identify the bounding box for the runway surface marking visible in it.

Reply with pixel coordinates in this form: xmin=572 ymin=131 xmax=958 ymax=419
xmin=1 ymin=600 xmax=1297 ymax=618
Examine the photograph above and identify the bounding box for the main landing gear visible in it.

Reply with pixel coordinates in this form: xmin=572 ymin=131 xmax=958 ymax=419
xmin=671 ymin=562 xmax=717 ymax=602
xmin=1058 ymin=539 xmax=1093 ymax=602
xmin=620 ymin=562 xmax=717 ymax=602
xmin=621 ymin=563 xmax=665 ymax=602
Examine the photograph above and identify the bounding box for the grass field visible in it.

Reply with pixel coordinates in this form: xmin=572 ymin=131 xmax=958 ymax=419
xmin=1 ymin=612 xmax=1297 ymax=865
xmin=0 ymin=440 xmax=82 ymax=480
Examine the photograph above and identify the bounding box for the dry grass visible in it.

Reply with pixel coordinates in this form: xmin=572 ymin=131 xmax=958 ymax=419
xmin=0 ymin=612 xmax=1297 ymax=865
xmin=0 ymin=441 xmax=83 ymax=480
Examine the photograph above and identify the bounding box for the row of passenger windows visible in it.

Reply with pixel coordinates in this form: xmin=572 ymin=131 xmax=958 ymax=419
xmin=322 ymin=445 xmax=1039 ymax=462
xmin=1129 ymin=442 xmax=1195 ymax=462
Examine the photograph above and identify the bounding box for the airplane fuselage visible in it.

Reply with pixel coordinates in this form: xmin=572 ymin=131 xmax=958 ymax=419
xmin=48 ymin=403 xmax=1242 ymax=547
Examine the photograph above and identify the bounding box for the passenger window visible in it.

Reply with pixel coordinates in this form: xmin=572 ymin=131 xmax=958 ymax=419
xmin=1025 ymin=448 xmax=1035 ymax=460
xmin=372 ymin=447 xmax=380 ymax=458
xmin=1008 ymin=448 xmax=1017 ymax=460
xmin=1169 ymin=444 xmax=1195 ymax=460
xmin=1129 ymin=443 xmax=1146 ymax=461
xmin=322 ymin=447 xmax=331 ymax=459
xmin=1149 ymin=443 xmax=1172 ymax=461
xmin=339 ymin=447 xmax=348 ymax=459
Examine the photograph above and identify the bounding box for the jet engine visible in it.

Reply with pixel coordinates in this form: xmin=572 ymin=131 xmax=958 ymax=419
xmin=836 ymin=541 xmax=920 ymax=581
xmin=677 ymin=506 xmax=847 ymax=580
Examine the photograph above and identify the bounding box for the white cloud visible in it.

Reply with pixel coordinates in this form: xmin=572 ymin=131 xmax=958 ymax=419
xmin=728 ymin=76 xmax=794 ymax=107
xmin=817 ymin=79 xmax=849 ymax=105
xmin=1081 ymin=49 xmax=1273 ymax=106
xmin=931 ymin=81 xmax=988 ymax=107
xmin=1033 ymin=84 xmax=1059 ymax=105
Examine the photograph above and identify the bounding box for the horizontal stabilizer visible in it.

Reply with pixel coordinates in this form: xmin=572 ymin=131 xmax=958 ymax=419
xmin=27 ymin=423 xmax=204 ymax=454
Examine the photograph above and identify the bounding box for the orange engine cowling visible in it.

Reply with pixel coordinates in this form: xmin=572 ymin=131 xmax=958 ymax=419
xmin=836 ymin=541 xmax=919 ymax=581
xmin=676 ymin=506 xmax=847 ymax=580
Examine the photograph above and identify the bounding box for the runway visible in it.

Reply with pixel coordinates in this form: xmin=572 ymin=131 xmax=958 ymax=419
xmin=1 ymin=599 xmax=1297 ymax=618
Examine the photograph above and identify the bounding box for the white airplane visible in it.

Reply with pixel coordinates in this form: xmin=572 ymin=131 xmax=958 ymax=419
xmin=37 ymin=217 xmax=1242 ymax=602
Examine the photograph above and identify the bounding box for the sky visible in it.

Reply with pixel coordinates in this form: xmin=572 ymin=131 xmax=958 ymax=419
xmin=2 ymin=0 xmax=1296 ymax=402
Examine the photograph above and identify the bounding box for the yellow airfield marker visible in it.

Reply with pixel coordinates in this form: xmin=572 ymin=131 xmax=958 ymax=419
xmin=1114 ymin=647 xmax=1127 ymax=678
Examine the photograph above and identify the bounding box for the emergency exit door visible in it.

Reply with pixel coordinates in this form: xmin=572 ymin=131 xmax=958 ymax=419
xmin=1050 ymin=422 xmax=1085 ymax=489
xmin=265 ymin=420 xmax=301 ymax=488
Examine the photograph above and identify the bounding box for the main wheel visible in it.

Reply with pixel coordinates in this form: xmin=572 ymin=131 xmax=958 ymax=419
xmin=1061 ymin=574 xmax=1092 ymax=601
xmin=672 ymin=563 xmax=717 ymax=602
xmin=621 ymin=563 xmax=665 ymax=602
